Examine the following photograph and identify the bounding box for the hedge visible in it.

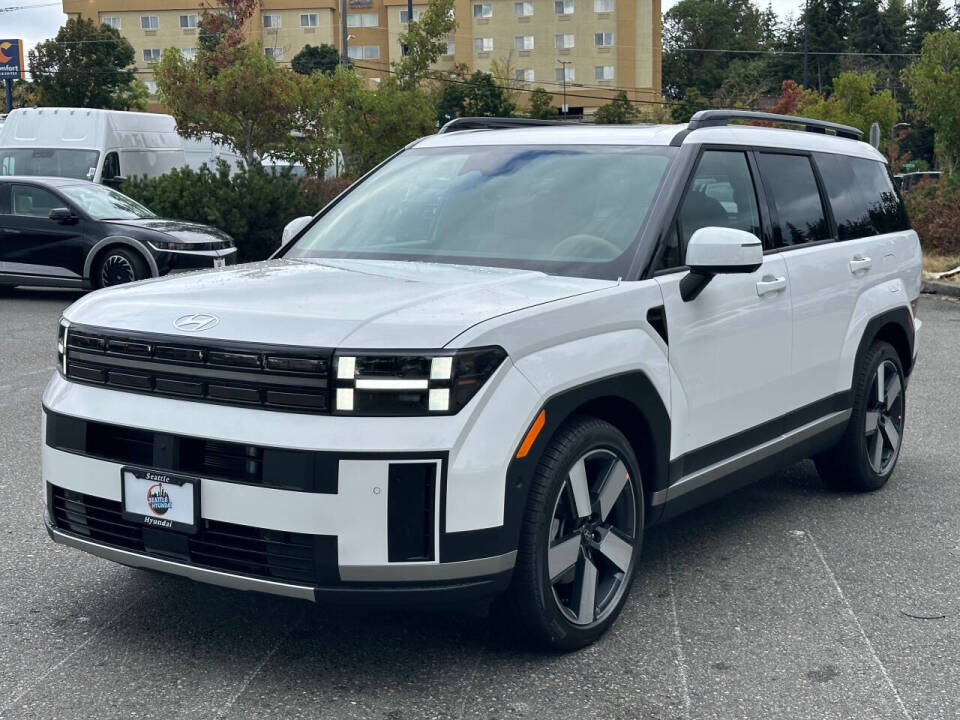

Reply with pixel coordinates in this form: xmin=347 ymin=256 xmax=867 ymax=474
xmin=122 ymin=164 xmax=353 ymax=262
xmin=903 ymin=175 xmax=960 ymax=257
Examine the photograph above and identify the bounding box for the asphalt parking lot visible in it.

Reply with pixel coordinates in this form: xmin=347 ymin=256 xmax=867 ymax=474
xmin=1 ymin=289 xmax=958 ymax=720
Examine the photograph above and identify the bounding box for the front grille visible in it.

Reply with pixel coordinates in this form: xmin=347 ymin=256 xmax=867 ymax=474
xmin=50 ymin=486 xmax=338 ymax=586
xmin=63 ymin=324 xmax=332 ymax=414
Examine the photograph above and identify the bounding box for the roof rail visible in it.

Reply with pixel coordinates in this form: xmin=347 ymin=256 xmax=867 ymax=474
xmin=437 ymin=117 xmax=574 ymax=134
xmin=685 ymin=110 xmax=863 ymax=140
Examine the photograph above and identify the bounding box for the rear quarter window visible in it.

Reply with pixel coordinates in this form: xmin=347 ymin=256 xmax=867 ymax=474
xmin=815 ymin=153 xmax=910 ymax=239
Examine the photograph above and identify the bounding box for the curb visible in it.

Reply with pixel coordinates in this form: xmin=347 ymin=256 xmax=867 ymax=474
xmin=922 ymin=279 xmax=960 ymax=298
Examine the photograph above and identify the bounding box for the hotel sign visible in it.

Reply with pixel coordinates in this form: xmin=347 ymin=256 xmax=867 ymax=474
xmin=0 ymin=39 xmax=25 ymax=80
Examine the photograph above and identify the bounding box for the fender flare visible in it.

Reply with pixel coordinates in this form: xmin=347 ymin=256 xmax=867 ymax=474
xmin=83 ymin=236 xmax=159 ymax=283
xmin=852 ymin=305 xmax=915 ymax=380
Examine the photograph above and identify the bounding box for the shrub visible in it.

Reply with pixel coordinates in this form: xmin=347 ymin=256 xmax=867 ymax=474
xmin=122 ymin=164 xmax=353 ymax=261
xmin=903 ymin=176 xmax=960 ymax=257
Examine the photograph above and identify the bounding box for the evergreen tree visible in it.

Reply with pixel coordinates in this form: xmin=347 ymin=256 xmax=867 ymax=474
xmin=907 ymin=0 xmax=950 ymax=53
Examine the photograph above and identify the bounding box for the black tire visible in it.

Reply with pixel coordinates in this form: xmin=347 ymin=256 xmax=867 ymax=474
xmin=95 ymin=247 xmax=148 ymax=288
xmin=509 ymin=416 xmax=644 ymax=651
xmin=815 ymin=341 xmax=905 ymax=492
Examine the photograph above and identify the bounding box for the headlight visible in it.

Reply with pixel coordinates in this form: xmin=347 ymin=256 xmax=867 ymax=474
xmin=57 ymin=318 xmax=69 ymax=376
xmin=332 ymin=347 xmax=507 ymax=415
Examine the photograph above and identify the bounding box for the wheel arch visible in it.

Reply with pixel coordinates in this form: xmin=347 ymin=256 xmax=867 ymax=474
xmin=853 ymin=305 xmax=914 ymax=381
xmin=507 ymin=372 xmax=671 ymax=532
xmin=83 ymin=236 xmax=158 ymax=285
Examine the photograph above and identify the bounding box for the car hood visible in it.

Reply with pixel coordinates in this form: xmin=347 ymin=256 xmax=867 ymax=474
xmin=105 ymin=218 xmax=234 ymax=244
xmin=64 ymin=258 xmax=615 ymax=348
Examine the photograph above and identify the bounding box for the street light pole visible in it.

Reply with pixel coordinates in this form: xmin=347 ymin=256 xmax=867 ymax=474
xmin=802 ymin=0 xmax=809 ymax=88
xmin=557 ymin=58 xmax=572 ymax=117
xmin=341 ymin=0 xmax=349 ymax=64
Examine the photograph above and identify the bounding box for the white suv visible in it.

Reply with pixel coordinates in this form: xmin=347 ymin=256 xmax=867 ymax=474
xmin=43 ymin=111 xmax=921 ymax=650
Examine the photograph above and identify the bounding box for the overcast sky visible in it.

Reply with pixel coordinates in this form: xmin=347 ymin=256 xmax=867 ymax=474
xmin=6 ymin=0 xmax=806 ymax=58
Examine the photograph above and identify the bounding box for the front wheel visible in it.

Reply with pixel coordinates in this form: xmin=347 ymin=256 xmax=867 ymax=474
xmin=815 ymin=340 xmax=905 ymax=492
xmin=96 ymin=247 xmax=148 ymax=288
xmin=510 ymin=416 xmax=644 ymax=651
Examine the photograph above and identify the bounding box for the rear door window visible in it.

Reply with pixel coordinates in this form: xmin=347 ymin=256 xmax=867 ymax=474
xmin=815 ymin=153 xmax=910 ymax=239
xmin=756 ymin=153 xmax=831 ymax=247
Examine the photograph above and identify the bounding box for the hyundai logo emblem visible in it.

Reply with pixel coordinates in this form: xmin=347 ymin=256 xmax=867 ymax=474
xmin=174 ymin=313 xmax=219 ymax=332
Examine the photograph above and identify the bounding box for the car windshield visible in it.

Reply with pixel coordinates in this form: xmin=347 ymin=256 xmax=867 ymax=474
xmin=60 ymin=183 xmax=156 ymax=220
xmin=0 ymin=148 xmax=101 ymax=181
xmin=286 ymin=145 xmax=675 ymax=278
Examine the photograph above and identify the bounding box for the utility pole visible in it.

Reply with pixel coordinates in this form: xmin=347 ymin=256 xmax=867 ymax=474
xmin=557 ymin=59 xmax=572 ymax=117
xmin=4 ymin=79 xmax=12 ymax=114
xmin=408 ymin=0 xmax=414 ymax=33
xmin=340 ymin=0 xmax=349 ymax=63
xmin=802 ymin=0 xmax=809 ymax=88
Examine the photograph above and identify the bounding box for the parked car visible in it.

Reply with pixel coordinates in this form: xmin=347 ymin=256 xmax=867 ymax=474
xmin=42 ymin=112 xmax=920 ymax=651
xmin=0 ymin=107 xmax=185 ymax=187
xmin=0 ymin=177 xmax=236 ymax=289
xmin=893 ymin=170 xmax=941 ymax=194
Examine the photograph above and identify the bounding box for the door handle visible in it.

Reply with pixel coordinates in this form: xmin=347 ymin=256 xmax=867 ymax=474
xmin=756 ymin=275 xmax=787 ymax=296
xmin=849 ymin=255 xmax=872 ymax=273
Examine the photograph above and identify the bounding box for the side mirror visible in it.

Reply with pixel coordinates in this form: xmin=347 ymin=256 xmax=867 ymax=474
xmin=281 ymin=215 xmax=312 ymax=247
xmin=48 ymin=207 xmax=76 ymax=223
xmin=102 ymin=175 xmax=126 ymax=189
xmin=680 ymin=227 xmax=763 ymax=302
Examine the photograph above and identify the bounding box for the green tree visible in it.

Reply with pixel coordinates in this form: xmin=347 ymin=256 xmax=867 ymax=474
xmin=114 ymin=79 xmax=150 ymax=111
xmin=527 ymin=87 xmax=556 ymax=119
xmin=436 ymin=71 xmax=516 ymax=123
xmin=803 ymin=71 xmax=898 ymax=150
xmin=670 ymin=87 xmax=710 ymax=122
xmin=903 ymin=30 xmax=960 ymax=171
xmin=907 ymin=0 xmax=949 ymax=53
xmin=197 ymin=0 xmax=262 ymax=56
xmin=593 ymin=91 xmax=638 ymax=124
xmin=156 ymin=43 xmax=300 ymax=166
xmin=393 ymin=0 xmax=457 ymax=90
xmin=28 ymin=18 xmax=138 ymax=109
xmin=662 ymin=0 xmax=771 ymax=99
xmin=291 ymin=44 xmax=341 ymax=75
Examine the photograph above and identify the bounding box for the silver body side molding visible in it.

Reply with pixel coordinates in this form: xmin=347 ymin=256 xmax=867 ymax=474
xmin=651 ymin=409 xmax=852 ymax=506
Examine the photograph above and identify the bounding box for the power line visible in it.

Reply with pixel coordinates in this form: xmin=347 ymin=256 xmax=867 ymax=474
xmin=0 ymin=1 xmax=60 ymax=12
xmin=671 ymin=47 xmax=920 ymax=57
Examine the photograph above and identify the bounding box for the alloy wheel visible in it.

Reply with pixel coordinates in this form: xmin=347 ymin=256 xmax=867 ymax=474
xmin=547 ymin=449 xmax=637 ymax=626
xmin=100 ymin=254 xmax=136 ymax=287
xmin=865 ymin=359 xmax=903 ymax=475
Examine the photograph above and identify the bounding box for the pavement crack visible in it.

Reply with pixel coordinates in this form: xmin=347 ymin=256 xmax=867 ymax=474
xmin=665 ymin=533 xmax=692 ymax=720
xmin=803 ymin=529 xmax=914 ymax=720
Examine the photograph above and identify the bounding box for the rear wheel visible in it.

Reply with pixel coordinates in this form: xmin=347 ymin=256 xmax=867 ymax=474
xmin=96 ymin=247 xmax=148 ymax=288
xmin=510 ymin=416 xmax=644 ymax=651
xmin=815 ymin=341 xmax=905 ymax=492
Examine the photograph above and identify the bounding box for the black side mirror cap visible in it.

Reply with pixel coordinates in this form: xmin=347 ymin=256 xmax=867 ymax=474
xmin=48 ymin=208 xmax=76 ymax=223
xmin=102 ymin=175 xmax=127 ymax=188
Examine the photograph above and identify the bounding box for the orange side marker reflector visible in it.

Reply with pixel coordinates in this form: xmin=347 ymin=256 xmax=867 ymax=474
xmin=516 ymin=410 xmax=546 ymax=459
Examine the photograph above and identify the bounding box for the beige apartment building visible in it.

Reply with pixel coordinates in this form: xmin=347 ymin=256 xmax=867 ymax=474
xmin=63 ymin=0 xmax=660 ymax=115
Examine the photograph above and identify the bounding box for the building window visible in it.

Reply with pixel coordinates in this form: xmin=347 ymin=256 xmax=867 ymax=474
xmin=473 ymin=2 xmax=493 ymax=18
xmin=514 ymin=2 xmax=534 ymax=16
xmin=514 ymin=35 xmax=534 ymax=50
xmin=102 ymin=16 xmax=121 ymax=29
xmin=140 ymin=15 xmax=159 ymax=30
xmin=473 ymin=37 xmax=494 ymax=52
xmin=554 ymin=33 xmax=575 ymax=49
xmin=445 ymin=41 xmax=455 ymax=56
xmin=300 ymin=13 xmax=319 ymax=27
xmin=594 ymin=31 xmax=614 ymax=47
xmin=347 ymin=45 xmax=380 ymax=60
xmin=594 ymin=0 xmax=613 ymax=10
xmin=263 ymin=14 xmax=281 ymax=28
xmin=265 ymin=47 xmax=283 ymax=60
xmin=180 ymin=47 xmax=197 ymax=60
xmin=180 ymin=14 xmax=198 ymax=28
xmin=145 ymin=80 xmax=158 ymax=95
xmin=594 ymin=65 xmax=614 ymax=80
xmin=554 ymin=0 xmax=574 ymax=15
xmin=515 ymin=68 xmax=534 ymax=82
xmin=142 ymin=48 xmax=162 ymax=63
xmin=555 ymin=66 xmax=575 ymax=82
xmin=348 ymin=12 xmax=379 ymax=27
xmin=399 ymin=8 xmax=421 ymax=22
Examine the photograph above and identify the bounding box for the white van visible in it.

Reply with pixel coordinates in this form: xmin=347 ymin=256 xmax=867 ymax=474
xmin=182 ymin=135 xmax=244 ymax=175
xmin=0 ymin=108 xmax=185 ymax=186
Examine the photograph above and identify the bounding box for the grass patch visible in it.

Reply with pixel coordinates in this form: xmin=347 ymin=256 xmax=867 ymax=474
xmin=923 ymin=254 xmax=960 ymax=276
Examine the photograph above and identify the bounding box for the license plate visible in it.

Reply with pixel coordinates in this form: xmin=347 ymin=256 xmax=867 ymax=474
xmin=213 ymin=257 xmax=226 ymax=269
xmin=121 ymin=468 xmax=200 ymax=534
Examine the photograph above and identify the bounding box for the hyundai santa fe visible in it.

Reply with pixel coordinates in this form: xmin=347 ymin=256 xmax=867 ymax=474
xmin=42 ymin=111 xmax=921 ymax=650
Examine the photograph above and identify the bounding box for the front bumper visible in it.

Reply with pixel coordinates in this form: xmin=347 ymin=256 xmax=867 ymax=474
xmin=155 ymin=246 xmax=238 ymax=274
